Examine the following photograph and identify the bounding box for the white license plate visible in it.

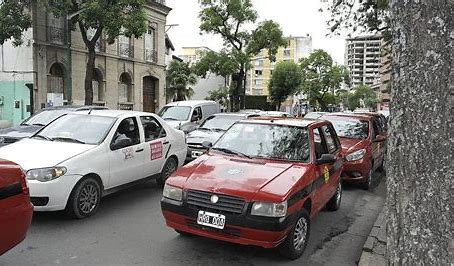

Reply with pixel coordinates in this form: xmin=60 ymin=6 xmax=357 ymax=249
xmin=197 ymin=211 xmax=226 ymax=229
xmin=191 ymin=151 xmax=204 ymax=158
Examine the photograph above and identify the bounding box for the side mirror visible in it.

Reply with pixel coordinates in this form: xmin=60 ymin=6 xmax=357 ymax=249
xmin=111 ymin=137 xmax=132 ymax=150
xmin=374 ymin=135 xmax=386 ymax=143
xmin=316 ymin=154 xmax=337 ymax=165
xmin=202 ymin=141 xmax=213 ymax=149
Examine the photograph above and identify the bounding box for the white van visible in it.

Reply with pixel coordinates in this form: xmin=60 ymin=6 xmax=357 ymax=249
xmin=158 ymin=100 xmax=221 ymax=133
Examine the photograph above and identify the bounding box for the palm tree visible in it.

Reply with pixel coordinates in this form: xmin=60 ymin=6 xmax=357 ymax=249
xmin=167 ymin=60 xmax=197 ymax=101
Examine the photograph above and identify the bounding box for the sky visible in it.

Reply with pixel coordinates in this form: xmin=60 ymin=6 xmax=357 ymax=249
xmin=165 ymin=0 xmax=348 ymax=64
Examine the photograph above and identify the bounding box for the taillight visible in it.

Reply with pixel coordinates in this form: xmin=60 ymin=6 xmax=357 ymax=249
xmin=20 ymin=172 xmax=29 ymax=195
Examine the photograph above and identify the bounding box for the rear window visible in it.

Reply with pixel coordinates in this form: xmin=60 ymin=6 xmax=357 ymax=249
xmin=324 ymin=117 xmax=369 ymax=140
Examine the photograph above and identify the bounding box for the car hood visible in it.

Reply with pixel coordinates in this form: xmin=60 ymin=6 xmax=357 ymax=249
xmin=186 ymin=130 xmax=224 ymax=145
xmin=0 ymin=138 xmax=96 ymax=170
xmin=0 ymin=125 xmax=43 ymax=139
xmin=176 ymin=154 xmax=299 ymax=201
xmin=339 ymin=137 xmax=367 ymax=154
xmin=164 ymin=120 xmax=181 ymax=129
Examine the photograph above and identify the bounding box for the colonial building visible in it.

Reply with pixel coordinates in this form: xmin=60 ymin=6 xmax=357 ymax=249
xmin=0 ymin=0 xmax=171 ymax=126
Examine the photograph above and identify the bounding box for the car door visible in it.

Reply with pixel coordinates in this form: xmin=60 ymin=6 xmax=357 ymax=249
xmin=311 ymin=126 xmax=336 ymax=213
xmin=321 ymin=125 xmax=342 ymax=197
xmin=108 ymin=117 xmax=145 ymax=187
xmin=140 ymin=116 xmax=170 ymax=177
xmin=370 ymin=119 xmax=382 ymax=170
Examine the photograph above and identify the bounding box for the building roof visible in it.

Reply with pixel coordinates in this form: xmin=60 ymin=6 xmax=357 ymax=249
xmin=165 ymin=34 xmax=175 ymax=51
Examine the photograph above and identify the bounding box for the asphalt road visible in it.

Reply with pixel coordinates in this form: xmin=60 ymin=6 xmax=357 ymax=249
xmin=0 ymin=172 xmax=386 ymax=266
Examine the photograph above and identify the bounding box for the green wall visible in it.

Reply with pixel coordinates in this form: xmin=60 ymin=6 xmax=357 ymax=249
xmin=0 ymin=81 xmax=31 ymax=126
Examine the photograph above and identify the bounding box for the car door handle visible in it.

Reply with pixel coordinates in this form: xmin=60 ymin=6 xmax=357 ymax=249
xmin=135 ymin=149 xmax=144 ymax=153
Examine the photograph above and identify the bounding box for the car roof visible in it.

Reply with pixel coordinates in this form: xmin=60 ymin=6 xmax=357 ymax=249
xmin=42 ymin=105 xmax=108 ymax=111
xmin=164 ymin=100 xmax=217 ymax=107
xmin=67 ymin=109 xmax=156 ymax=118
xmin=322 ymin=112 xmax=373 ymax=121
xmin=210 ymin=113 xmax=251 ymax=118
xmin=247 ymin=117 xmax=328 ymax=128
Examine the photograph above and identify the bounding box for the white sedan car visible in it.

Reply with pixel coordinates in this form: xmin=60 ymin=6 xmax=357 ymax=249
xmin=0 ymin=110 xmax=187 ymax=218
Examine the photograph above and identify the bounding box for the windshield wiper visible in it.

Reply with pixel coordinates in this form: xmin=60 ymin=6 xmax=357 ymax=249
xmin=52 ymin=137 xmax=86 ymax=144
xmin=197 ymin=127 xmax=211 ymax=131
xmin=32 ymin=123 xmax=46 ymax=126
xmin=33 ymin=134 xmax=53 ymax=141
xmin=163 ymin=118 xmax=178 ymax=121
xmin=212 ymin=147 xmax=252 ymax=159
xmin=211 ymin=128 xmax=225 ymax=132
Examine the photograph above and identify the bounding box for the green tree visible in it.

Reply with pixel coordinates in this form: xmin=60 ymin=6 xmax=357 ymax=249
xmin=347 ymin=93 xmax=360 ymax=111
xmin=166 ymin=60 xmax=198 ymax=102
xmin=47 ymin=0 xmax=148 ymax=105
xmin=198 ymin=0 xmax=286 ymax=111
xmin=0 ymin=0 xmax=32 ymax=46
xmin=354 ymin=85 xmax=378 ymax=110
xmin=205 ymin=86 xmax=230 ymax=110
xmin=300 ymin=49 xmax=349 ymax=111
xmin=268 ymin=61 xmax=302 ymax=110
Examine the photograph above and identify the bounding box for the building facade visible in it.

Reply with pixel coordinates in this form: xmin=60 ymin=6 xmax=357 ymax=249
xmin=0 ymin=0 xmax=171 ymax=126
xmin=345 ymin=35 xmax=382 ymax=88
xmin=378 ymin=45 xmax=391 ymax=110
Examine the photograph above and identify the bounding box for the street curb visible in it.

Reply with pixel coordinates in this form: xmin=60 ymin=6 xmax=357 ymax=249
xmin=358 ymin=209 xmax=386 ymax=266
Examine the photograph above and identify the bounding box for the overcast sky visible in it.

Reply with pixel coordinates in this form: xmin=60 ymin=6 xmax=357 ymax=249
xmin=165 ymin=0 xmax=347 ymax=64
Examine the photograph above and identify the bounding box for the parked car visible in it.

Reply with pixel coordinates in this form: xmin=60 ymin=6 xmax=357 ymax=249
xmin=158 ymin=101 xmax=221 ymax=133
xmin=303 ymin=112 xmax=328 ymax=119
xmin=0 ymin=110 xmax=187 ymax=219
xmin=0 ymin=105 xmax=108 ymax=147
xmin=354 ymin=111 xmax=388 ymax=132
xmin=161 ymin=118 xmax=343 ymax=259
xmin=237 ymin=109 xmax=262 ymax=114
xmin=320 ymin=113 xmax=387 ymax=189
xmin=0 ymin=159 xmax=33 ymax=256
xmin=259 ymin=111 xmax=290 ymax=117
xmin=185 ymin=113 xmax=259 ymax=162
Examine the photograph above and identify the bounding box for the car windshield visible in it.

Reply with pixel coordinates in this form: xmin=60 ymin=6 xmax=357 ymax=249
xmin=22 ymin=109 xmax=70 ymax=126
xmin=37 ymin=114 xmax=116 ymax=145
xmin=325 ymin=117 xmax=369 ymax=139
xmin=200 ymin=115 xmax=244 ymax=131
xmin=158 ymin=106 xmax=191 ymax=121
xmin=213 ymin=123 xmax=310 ymax=162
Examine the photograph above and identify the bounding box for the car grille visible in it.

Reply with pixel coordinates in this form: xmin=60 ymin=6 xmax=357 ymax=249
xmin=186 ymin=190 xmax=246 ymax=214
xmin=31 ymin=197 xmax=49 ymax=206
xmin=187 ymin=143 xmax=204 ymax=150
xmin=0 ymin=137 xmax=18 ymax=144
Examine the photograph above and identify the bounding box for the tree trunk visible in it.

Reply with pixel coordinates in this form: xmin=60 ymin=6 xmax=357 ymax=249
xmin=317 ymin=97 xmax=327 ymax=111
xmin=84 ymin=47 xmax=95 ymax=105
xmin=232 ymin=68 xmax=244 ymax=112
xmin=387 ymin=0 xmax=453 ymax=264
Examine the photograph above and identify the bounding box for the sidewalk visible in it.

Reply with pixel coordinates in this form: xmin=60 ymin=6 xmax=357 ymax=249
xmin=358 ymin=209 xmax=386 ymax=265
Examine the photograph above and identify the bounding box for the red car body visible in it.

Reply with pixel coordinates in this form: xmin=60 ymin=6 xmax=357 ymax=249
xmin=0 ymin=159 xmax=33 ymax=256
xmin=321 ymin=113 xmax=387 ymax=189
xmin=161 ymin=118 xmax=343 ymax=259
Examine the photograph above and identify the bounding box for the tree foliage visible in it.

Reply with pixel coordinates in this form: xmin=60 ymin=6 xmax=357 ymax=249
xmin=205 ymin=86 xmax=230 ymax=110
xmin=167 ymin=60 xmax=198 ymax=102
xmin=0 ymin=0 xmax=32 ymax=46
xmin=197 ymin=0 xmax=286 ymax=111
xmin=268 ymin=61 xmax=302 ymax=110
xmin=354 ymin=84 xmax=378 ymax=110
xmin=300 ymin=49 xmax=349 ymax=111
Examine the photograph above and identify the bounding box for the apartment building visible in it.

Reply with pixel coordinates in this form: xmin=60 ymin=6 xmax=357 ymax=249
xmin=0 ymin=0 xmax=171 ymax=126
xmin=345 ymin=35 xmax=382 ymax=88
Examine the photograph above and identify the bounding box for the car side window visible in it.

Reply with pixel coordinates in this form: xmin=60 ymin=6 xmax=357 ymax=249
xmin=322 ymin=125 xmax=338 ymax=154
xmin=313 ymin=127 xmax=329 ymax=159
xmin=141 ymin=116 xmax=167 ymax=142
xmin=372 ymin=120 xmax=380 ymax=139
xmin=112 ymin=117 xmax=140 ymax=148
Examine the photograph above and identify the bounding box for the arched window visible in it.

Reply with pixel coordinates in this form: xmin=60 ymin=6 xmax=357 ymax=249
xmin=119 ymin=73 xmax=133 ymax=103
xmin=48 ymin=63 xmax=66 ymax=99
xmin=93 ymin=69 xmax=105 ymax=102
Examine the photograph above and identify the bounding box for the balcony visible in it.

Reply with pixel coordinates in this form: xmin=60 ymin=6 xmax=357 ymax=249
xmin=145 ymin=49 xmax=158 ymax=63
xmin=119 ymin=43 xmax=134 ymax=58
xmin=48 ymin=26 xmax=66 ymax=44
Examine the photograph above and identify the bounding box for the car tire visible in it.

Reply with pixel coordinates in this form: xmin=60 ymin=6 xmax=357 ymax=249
xmin=326 ymin=182 xmax=342 ymax=211
xmin=66 ymin=177 xmax=101 ymax=219
xmin=278 ymin=209 xmax=311 ymax=260
xmin=362 ymin=169 xmax=373 ymax=190
xmin=175 ymin=229 xmax=192 ymax=237
xmin=157 ymin=157 xmax=178 ymax=188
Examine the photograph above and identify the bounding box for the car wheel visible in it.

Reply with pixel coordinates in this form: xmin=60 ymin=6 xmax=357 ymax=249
xmin=279 ymin=209 xmax=311 ymax=260
xmin=326 ymin=182 xmax=342 ymax=211
xmin=362 ymin=169 xmax=373 ymax=190
xmin=66 ymin=177 xmax=101 ymax=219
xmin=157 ymin=157 xmax=178 ymax=187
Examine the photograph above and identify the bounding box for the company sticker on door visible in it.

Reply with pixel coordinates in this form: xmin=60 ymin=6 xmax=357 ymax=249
xmin=150 ymin=141 xmax=163 ymax=160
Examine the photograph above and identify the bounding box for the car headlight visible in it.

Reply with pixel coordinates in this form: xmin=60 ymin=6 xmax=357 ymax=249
xmin=26 ymin=167 xmax=67 ymax=182
xmin=251 ymin=201 xmax=287 ymax=217
xmin=163 ymin=184 xmax=183 ymax=201
xmin=346 ymin=149 xmax=366 ymax=161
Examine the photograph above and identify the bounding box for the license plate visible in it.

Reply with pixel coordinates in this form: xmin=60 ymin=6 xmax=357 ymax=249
xmin=197 ymin=211 xmax=226 ymax=229
xmin=191 ymin=151 xmax=204 ymax=158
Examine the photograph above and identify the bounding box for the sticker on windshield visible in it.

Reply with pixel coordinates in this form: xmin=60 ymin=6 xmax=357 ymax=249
xmin=150 ymin=141 xmax=163 ymax=160
xmin=323 ymin=166 xmax=330 ymax=184
xmin=122 ymin=147 xmax=134 ymax=160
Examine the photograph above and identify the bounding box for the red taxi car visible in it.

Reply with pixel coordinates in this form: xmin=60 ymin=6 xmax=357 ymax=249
xmin=0 ymin=159 xmax=33 ymax=255
xmin=320 ymin=113 xmax=386 ymax=189
xmin=161 ymin=118 xmax=343 ymax=259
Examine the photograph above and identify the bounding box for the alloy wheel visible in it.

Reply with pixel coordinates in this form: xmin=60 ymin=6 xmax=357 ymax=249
xmin=78 ymin=184 xmax=98 ymax=214
xmin=293 ymin=217 xmax=308 ymax=250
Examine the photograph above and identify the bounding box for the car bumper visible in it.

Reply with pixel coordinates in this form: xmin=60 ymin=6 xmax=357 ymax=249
xmin=185 ymin=146 xmax=208 ymax=162
xmin=0 ymin=198 xmax=33 ymax=255
xmin=161 ymin=198 xmax=293 ymax=249
xmin=28 ymin=174 xmax=83 ymax=211
xmin=341 ymin=158 xmax=371 ymax=182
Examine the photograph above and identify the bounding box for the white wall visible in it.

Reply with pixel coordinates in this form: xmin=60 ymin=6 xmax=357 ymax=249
xmin=0 ymin=28 xmax=34 ymax=82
